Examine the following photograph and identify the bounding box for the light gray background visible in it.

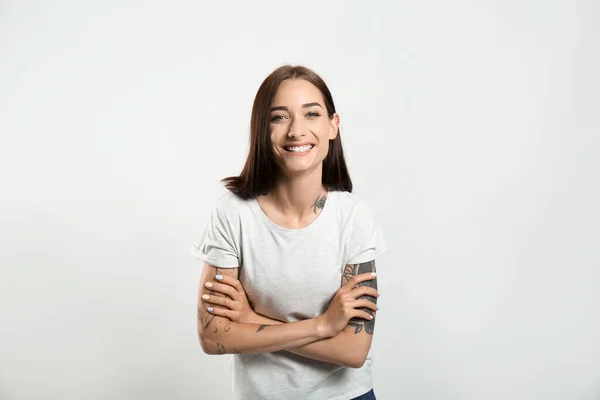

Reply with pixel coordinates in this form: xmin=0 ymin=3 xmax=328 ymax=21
xmin=1 ymin=1 xmax=599 ymax=399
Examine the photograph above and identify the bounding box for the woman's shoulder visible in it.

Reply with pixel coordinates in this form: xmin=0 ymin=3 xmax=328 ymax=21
xmin=332 ymin=190 xmax=369 ymax=210
xmin=331 ymin=190 xmax=374 ymax=220
xmin=211 ymin=189 xmax=254 ymax=219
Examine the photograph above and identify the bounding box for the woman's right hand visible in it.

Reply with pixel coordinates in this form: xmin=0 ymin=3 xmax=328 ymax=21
xmin=319 ymin=272 xmax=379 ymax=337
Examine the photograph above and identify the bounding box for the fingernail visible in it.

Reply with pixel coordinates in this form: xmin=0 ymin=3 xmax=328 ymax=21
xmin=207 ymin=307 xmax=213 ymax=312
xmin=205 ymin=282 xmax=213 ymax=288
xmin=215 ymin=275 xmax=223 ymax=280
xmin=369 ymin=315 xmax=374 ymax=319
xmin=202 ymin=294 xmax=210 ymax=300
xmin=371 ymin=272 xmax=377 ymax=276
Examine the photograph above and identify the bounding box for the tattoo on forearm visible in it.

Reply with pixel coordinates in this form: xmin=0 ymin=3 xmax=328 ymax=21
xmin=343 ymin=261 xmax=377 ymax=335
xmin=256 ymin=324 xmax=269 ymax=333
xmin=217 ymin=343 xmax=226 ymax=354
xmin=311 ymin=194 xmax=327 ymax=214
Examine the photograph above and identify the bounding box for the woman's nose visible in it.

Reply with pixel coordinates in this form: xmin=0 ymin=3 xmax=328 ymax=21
xmin=288 ymin=118 xmax=306 ymax=138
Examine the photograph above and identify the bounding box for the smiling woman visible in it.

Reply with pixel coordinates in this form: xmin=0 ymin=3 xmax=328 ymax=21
xmin=191 ymin=65 xmax=387 ymax=400
xmin=268 ymin=79 xmax=339 ymax=176
xmin=221 ymin=65 xmax=352 ymax=200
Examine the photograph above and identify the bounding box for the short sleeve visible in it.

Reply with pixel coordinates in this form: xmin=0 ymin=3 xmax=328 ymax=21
xmin=189 ymin=204 xmax=240 ymax=268
xmin=345 ymin=200 xmax=388 ymax=265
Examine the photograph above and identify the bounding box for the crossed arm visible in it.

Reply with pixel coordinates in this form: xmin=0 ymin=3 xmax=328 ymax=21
xmin=196 ymin=261 xmax=378 ymax=368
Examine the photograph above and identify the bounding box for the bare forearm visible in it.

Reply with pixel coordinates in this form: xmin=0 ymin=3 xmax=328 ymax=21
xmin=249 ymin=314 xmax=363 ymax=367
xmin=290 ymin=332 xmax=360 ymax=367
xmin=201 ymin=316 xmax=329 ymax=355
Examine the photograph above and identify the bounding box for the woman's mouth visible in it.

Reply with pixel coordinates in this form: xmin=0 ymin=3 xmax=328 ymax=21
xmin=283 ymin=144 xmax=314 ymax=154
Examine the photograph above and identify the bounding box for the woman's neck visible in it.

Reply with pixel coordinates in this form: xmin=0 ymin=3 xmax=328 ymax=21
xmin=269 ymin=169 xmax=328 ymax=219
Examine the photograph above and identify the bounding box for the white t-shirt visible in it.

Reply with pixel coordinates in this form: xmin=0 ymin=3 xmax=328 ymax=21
xmin=190 ymin=189 xmax=388 ymax=400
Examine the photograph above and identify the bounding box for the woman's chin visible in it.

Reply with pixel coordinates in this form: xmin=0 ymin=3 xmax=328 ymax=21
xmin=279 ymin=162 xmax=319 ymax=177
xmin=274 ymin=153 xmax=327 ymax=177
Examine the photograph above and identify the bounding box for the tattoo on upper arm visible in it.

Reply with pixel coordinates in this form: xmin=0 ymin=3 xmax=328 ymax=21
xmin=197 ymin=305 xmax=204 ymax=341
xmin=203 ymin=267 xmax=234 ymax=332
xmin=256 ymin=324 xmax=269 ymax=333
xmin=212 ymin=268 xmax=227 ymax=299
xmin=198 ymin=267 xmax=241 ymax=347
xmin=203 ymin=309 xmax=216 ymax=331
xmin=211 ymin=268 xmax=232 ymax=300
xmin=343 ymin=261 xmax=377 ymax=335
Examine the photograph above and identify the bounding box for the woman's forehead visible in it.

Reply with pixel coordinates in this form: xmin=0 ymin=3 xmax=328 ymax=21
xmin=272 ymin=79 xmax=324 ymax=106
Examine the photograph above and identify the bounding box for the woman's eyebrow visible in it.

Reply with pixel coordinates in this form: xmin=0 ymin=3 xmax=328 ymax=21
xmin=270 ymin=102 xmax=324 ymax=112
xmin=301 ymin=102 xmax=323 ymax=109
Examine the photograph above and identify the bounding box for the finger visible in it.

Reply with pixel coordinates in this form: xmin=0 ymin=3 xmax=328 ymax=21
xmin=201 ymin=294 xmax=235 ymax=310
xmin=206 ymin=306 xmax=234 ymax=319
xmin=351 ymin=310 xmax=375 ymax=321
xmin=351 ymin=286 xmax=379 ymax=299
xmin=215 ymin=274 xmax=245 ymax=294
xmin=350 ymin=299 xmax=378 ymax=312
xmin=205 ymin=281 xmax=238 ymax=300
xmin=342 ymin=272 xmax=377 ymax=290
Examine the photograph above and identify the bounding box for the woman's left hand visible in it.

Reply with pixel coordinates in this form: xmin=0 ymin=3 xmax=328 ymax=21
xmin=202 ymin=274 xmax=257 ymax=324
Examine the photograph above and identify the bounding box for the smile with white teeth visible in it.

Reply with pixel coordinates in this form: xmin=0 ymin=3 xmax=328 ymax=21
xmin=284 ymin=144 xmax=314 ymax=153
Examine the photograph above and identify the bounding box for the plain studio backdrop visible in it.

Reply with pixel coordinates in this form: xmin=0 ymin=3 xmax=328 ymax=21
xmin=1 ymin=0 xmax=599 ymax=399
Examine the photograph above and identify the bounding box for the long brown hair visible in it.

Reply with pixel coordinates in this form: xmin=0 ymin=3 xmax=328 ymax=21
xmin=222 ymin=65 xmax=352 ymax=199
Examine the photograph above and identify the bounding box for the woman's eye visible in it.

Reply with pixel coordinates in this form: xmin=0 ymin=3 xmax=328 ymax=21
xmin=307 ymin=112 xmax=320 ymax=118
xmin=271 ymin=115 xmax=286 ymax=122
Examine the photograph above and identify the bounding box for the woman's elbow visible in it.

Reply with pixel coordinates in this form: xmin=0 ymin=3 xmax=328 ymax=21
xmin=346 ymin=349 xmax=368 ymax=369
xmin=198 ymin=334 xmax=218 ymax=355
xmin=346 ymin=358 xmax=365 ymax=369
xmin=200 ymin=342 xmax=215 ymax=355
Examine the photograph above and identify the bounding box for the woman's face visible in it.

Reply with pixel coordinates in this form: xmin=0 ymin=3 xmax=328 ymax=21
xmin=269 ymin=79 xmax=339 ymax=177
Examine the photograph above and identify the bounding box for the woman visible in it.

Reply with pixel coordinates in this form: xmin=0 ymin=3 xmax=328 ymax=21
xmin=191 ymin=65 xmax=388 ymax=400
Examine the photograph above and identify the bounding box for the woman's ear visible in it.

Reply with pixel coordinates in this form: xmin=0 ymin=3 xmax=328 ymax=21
xmin=329 ymin=113 xmax=340 ymax=140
